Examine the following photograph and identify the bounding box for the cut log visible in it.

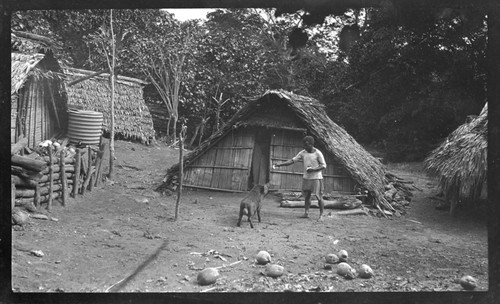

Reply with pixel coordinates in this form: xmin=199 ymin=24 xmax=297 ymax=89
xmin=39 ymin=172 xmax=73 ymax=183
xmin=11 ymin=155 xmax=47 ymax=172
xmin=16 ymin=191 xmax=63 ymax=206
xmin=11 ymin=175 xmax=38 ymax=188
xmin=40 ymin=164 xmax=75 ymax=175
xmin=11 ymin=136 xmax=28 ymax=155
xmin=280 ymin=198 xmax=362 ymax=210
xmin=11 ymin=166 xmax=43 ymax=181
xmin=329 ymin=208 xmax=369 ymax=216
xmin=16 ymin=182 xmax=71 ymax=198
xmin=42 ymin=155 xmax=76 ymax=164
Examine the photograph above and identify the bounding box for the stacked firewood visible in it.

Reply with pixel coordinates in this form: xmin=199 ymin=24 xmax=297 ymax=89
xmin=11 ymin=136 xmax=107 ymax=214
xmin=383 ymin=173 xmax=420 ymax=216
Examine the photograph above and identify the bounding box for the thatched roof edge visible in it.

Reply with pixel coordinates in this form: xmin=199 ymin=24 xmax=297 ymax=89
xmin=424 ymin=103 xmax=488 ymax=200
xmin=11 ymin=52 xmax=45 ymax=95
xmin=64 ymin=67 xmax=148 ymax=86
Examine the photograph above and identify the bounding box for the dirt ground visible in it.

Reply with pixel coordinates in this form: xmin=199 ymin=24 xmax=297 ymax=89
xmin=11 ymin=139 xmax=488 ymax=293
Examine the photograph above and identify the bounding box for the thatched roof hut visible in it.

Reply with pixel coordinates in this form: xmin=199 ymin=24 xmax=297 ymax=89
xmin=11 ymin=52 xmax=67 ymax=148
xmin=161 ymin=90 xmax=391 ymax=210
xmin=424 ymin=103 xmax=488 ymax=202
xmin=63 ymin=67 xmax=156 ymax=144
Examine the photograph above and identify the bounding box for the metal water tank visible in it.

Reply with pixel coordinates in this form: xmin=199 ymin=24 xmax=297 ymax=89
xmin=67 ymin=109 xmax=103 ymax=145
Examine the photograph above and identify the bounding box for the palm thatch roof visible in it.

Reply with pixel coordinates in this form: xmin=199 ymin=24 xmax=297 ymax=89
xmin=162 ymin=89 xmax=392 ymax=211
xmin=11 ymin=52 xmax=51 ymax=95
xmin=63 ymin=67 xmax=156 ymax=144
xmin=424 ymin=103 xmax=487 ymax=200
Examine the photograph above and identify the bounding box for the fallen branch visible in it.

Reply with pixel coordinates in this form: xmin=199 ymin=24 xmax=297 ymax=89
xmin=105 ymin=240 xmax=168 ymax=292
xmin=214 ymin=260 xmax=243 ymax=269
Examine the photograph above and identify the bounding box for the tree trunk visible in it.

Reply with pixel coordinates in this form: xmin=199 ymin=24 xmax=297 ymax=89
xmin=172 ymin=115 xmax=178 ymax=144
xmin=108 ymin=9 xmax=116 ymax=179
xmin=174 ymin=125 xmax=186 ymax=221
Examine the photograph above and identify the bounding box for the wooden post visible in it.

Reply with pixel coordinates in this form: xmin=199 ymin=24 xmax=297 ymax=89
xmin=174 ymin=125 xmax=187 ymax=221
xmin=82 ymin=146 xmax=92 ymax=195
xmin=48 ymin=145 xmax=53 ymax=211
xmin=34 ymin=184 xmax=41 ymax=208
xmin=72 ymin=149 xmax=81 ymax=197
xmin=11 ymin=183 xmax=16 ymax=210
xmin=60 ymin=150 xmax=67 ymax=206
xmin=94 ymin=142 xmax=106 ymax=187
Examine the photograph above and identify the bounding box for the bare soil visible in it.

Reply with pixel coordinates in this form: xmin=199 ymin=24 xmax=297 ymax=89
xmin=11 ymin=139 xmax=488 ymax=293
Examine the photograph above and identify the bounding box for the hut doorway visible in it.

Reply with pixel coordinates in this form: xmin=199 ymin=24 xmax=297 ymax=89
xmin=250 ymin=128 xmax=271 ymax=188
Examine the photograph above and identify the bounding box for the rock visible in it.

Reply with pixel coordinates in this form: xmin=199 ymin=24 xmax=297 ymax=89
xmin=12 ymin=209 xmax=29 ymax=226
xmin=265 ymin=264 xmax=284 ymax=278
xmin=337 ymin=262 xmax=356 ymax=279
xmin=256 ymin=250 xmax=271 ymax=265
xmin=338 ymin=250 xmax=348 ymax=262
xmin=197 ymin=267 xmax=219 ymax=286
xmin=30 ymin=250 xmax=44 ymax=257
xmin=325 ymin=253 xmax=339 ymax=264
xmin=459 ymin=275 xmax=477 ymax=290
xmin=358 ymin=264 xmax=374 ymax=279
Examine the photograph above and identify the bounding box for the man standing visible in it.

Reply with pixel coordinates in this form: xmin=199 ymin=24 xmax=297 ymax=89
xmin=274 ymin=136 xmax=326 ymax=220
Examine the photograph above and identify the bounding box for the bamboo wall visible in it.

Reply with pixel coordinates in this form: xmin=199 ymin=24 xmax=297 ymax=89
xmin=183 ymin=128 xmax=255 ymax=192
xmin=14 ymin=78 xmax=64 ymax=148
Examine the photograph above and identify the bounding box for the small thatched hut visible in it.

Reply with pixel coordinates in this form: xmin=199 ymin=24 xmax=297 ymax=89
xmin=162 ymin=90 xmax=391 ymax=209
xmin=63 ymin=67 xmax=156 ymax=144
xmin=424 ymin=103 xmax=488 ymax=207
xmin=11 ymin=52 xmax=67 ymax=148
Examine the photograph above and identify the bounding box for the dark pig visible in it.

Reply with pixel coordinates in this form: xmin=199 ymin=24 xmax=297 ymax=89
xmin=237 ymin=183 xmax=269 ymax=228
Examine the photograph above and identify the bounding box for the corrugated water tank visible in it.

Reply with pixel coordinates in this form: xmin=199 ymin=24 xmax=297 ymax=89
xmin=67 ymin=109 xmax=103 ymax=145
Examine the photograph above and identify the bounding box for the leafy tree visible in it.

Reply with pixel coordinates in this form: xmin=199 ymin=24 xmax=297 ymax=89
xmin=322 ymin=7 xmax=487 ymax=161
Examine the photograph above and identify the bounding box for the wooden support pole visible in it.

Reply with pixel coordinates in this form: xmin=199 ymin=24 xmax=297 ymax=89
xmin=93 ymin=143 xmax=106 ymax=187
xmin=73 ymin=148 xmax=81 ymax=197
xmin=11 ymin=183 xmax=16 ymax=210
xmin=60 ymin=150 xmax=67 ymax=206
xmin=34 ymin=184 xmax=41 ymax=208
xmin=88 ymin=147 xmax=94 ymax=192
xmin=81 ymin=146 xmax=92 ymax=195
xmin=48 ymin=145 xmax=54 ymax=211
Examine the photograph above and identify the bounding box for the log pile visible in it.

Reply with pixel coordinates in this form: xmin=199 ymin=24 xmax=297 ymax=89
xmin=11 ymin=136 xmax=108 ymax=214
xmin=277 ymin=173 xmax=416 ymax=218
xmin=382 ymin=173 xmax=419 ymax=216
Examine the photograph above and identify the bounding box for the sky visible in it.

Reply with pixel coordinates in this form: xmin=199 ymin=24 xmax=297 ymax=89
xmin=163 ymin=9 xmax=215 ymax=21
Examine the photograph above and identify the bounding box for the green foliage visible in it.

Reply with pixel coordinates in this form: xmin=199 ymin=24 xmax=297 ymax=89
xmin=11 ymin=7 xmax=487 ymax=159
xmin=323 ymin=7 xmax=487 ymax=161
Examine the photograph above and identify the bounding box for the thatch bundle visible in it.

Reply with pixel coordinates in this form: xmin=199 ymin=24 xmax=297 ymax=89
xmin=11 ymin=53 xmax=45 ymax=95
xmin=63 ymin=67 xmax=156 ymax=144
xmin=424 ymin=103 xmax=487 ymax=201
xmin=161 ymin=90 xmax=392 ymax=211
